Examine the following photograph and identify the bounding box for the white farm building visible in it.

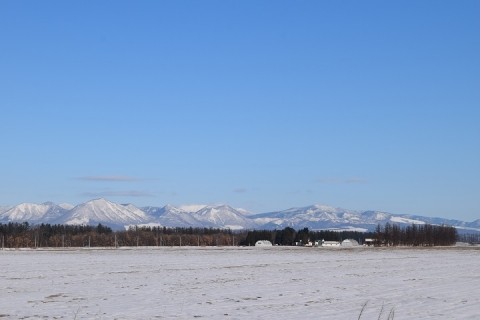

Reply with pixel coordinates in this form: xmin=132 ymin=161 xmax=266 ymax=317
xmin=255 ymin=240 xmax=273 ymax=247
xmin=341 ymin=239 xmax=359 ymax=247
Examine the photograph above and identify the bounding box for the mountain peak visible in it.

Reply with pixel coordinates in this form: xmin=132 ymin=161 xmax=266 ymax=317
xmin=192 ymin=204 xmax=257 ymax=229
xmin=88 ymin=198 xmax=112 ymax=204
xmin=0 ymin=202 xmax=67 ymax=223
xmin=311 ymin=204 xmax=343 ymax=212
xmin=64 ymin=198 xmax=148 ymax=227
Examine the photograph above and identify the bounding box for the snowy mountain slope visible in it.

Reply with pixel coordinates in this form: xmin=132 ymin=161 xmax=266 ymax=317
xmin=142 ymin=204 xmax=257 ymax=229
xmin=251 ymin=205 xmax=480 ymax=232
xmin=143 ymin=205 xmax=200 ymax=228
xmin=467 ymin=219 xmax=480 ymax=228
xmin=192 ymin=205 xmax=258 ymax=230
xmin=0 ymin=202 xmax=68 ymax=223
xmin=178 ymin=204 xmax=208 ymax=213
xmin=251 ymin=205 xmax=366 ymax=229
xmin=60 ymin=199 xmax=149 ymax=228
xmin=58 ymin=203 xmax=75 ymax=210
xmin=0 ymin=206 xmax=12 ymax=215
xmin=122 ymin=203 xmax=149 ymax=219
xmin=399 ymin=214 xmax=470 ymax=228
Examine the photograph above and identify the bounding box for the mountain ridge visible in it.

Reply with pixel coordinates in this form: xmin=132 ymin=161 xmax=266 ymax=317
xmin=0 ymin=199 xmax=479 ymax=233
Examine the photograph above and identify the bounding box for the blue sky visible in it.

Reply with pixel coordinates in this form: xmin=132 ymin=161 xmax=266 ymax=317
xmin=1 ymin=1 xmax=479 ymax=221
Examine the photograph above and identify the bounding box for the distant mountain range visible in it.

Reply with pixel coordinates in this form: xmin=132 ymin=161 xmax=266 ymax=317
xmin=1 ymin=198 xmax=479 ymax=233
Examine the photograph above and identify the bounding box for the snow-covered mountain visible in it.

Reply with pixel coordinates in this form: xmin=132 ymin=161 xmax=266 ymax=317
xmin=468 ymin=219 xmax=480 ymax=228
xmin=140 ymin=204 xmax=256 ymax=230
xmin=0 ymin=202 xmax=69 ymax=224
xmin=191 ymin=205 xmax=258 ymax=230
xmin=0 ymin=199 xmax=479 ymax=233
xmin=249 ymin=205 xmax=480 ymax=233
xmin=250 ymin=205 xmax=374 ymax=231
xmin=60 ymin=198 xmax=149 ymax=229
xmin=142 ymin=205 xmax=200 ymax=228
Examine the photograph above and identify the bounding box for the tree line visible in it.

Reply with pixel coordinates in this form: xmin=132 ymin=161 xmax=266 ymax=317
xmin=0 ymin=222 xmax=242 ymax=248
xmin=237 ymin=224 xmax=458 ymax=246
xmin=457 ymin=232 xmax=480 ymax=244
xmin=0 ymin=222 xmax=113 ymax=248
xmin=241 ymin=227 xmax=374 ymax=246
xmin=0 ymin=222 xmax=459 ymax=248
xmin=374 ymin=223 xmax=457 ymax=246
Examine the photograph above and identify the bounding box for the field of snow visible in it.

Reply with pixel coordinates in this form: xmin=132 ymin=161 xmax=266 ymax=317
xmin=1 ymin=247 xmax=479 ymax=319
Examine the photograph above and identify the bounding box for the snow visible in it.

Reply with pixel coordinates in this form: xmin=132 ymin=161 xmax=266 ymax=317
xmin=2 ymin=203 xmax=49 ymax=220
xmin=235 ymin=208 xmax=251 ymax=215
xmin=58 ymin=203 xmax=74 ymax=210
xmin=192 ymin=205 xmax=257 ymax=229
xmin=65 ymin=217 xmax=89 ymax=225
xmin=374 ymin=212 xmax=389 ymax=220
xmin=0 ymin=205 xmax=12 ymax=214
xmin=325 ymin=227 xmax=369 ymax=232
xmin=126 ymin=222 xmax=163 ymax=230
xmin=1 ymin=247 xmax=479 ymax=319
xmin=223 ymin=224 xmax=245 ymax=230
xmin=65 ymin=199 xmax=148 ymax=226
xmin=390 ymin=216 xmax=426 ymax=225
xmin=0 ymin=202 xmax=68 ymax=223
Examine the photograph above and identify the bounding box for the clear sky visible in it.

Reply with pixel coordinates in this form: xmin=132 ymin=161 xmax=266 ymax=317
xmin=1 ymin=1 xmax=479 ymax=221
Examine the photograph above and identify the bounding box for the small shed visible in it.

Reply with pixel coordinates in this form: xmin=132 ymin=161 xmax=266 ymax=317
xmin=322 ymin=241 xmax=341 ymax=247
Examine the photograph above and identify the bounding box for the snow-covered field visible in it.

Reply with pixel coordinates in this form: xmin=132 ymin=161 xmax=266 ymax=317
xmin=1 ymin=247 xmax=479 ymax=319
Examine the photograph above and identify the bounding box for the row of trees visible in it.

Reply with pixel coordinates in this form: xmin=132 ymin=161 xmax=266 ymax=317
xmin=457 ymin=232 xmax=480 ymax=244
xmin=0 ymin=222 xmax=460 ymax=248
xmin=241 ymin=227 xmax=373 ymax=246
xmin=0 ymin=222 xmax=114 ymax=248
xmin=0 ymin=223 xmax=243 ymax=248
xmin=243 ymin=224 xmax=459 ymax=247
xmin=117 ymin=226 xmax=240 ymax=247
xmin=374 ymin=223 xmax=457 ymax=246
